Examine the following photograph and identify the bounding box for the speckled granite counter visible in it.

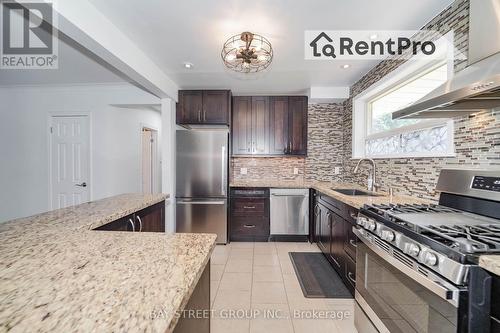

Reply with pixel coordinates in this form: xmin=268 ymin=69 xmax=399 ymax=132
xmin=230 ymin=180 xmax=431 ymax=208
xmin=0 ymin=193 xmax=217 ymax=333
xmin=479 ymin=255 xmax=500 ymax=276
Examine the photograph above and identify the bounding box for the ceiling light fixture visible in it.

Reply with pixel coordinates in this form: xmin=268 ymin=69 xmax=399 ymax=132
xmin=221 ymin=31 xmax=273 ymax=73
xmin=183 ymin=62 xmax=194 ymax=69
xmin=341 ymin=64 xmax=351 ymax=69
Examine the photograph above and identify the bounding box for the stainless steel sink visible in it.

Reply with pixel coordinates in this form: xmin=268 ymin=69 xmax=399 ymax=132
xmin=332 ymin=188 xmax=383 ymax=196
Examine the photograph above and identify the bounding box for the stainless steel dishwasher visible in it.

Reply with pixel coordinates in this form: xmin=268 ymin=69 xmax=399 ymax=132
xmin=269 ymin=188 xmax=309 ymax=237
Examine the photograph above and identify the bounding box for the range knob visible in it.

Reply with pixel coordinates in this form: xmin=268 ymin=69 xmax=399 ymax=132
xmin=357 ymin=217 xmax=367 ymax=227
xmin=366 ymin=220 xmax=376 ymax=231
xmin=381 ymin=230 xmax=395 ymax=242
xmin=406 ymin=244 xmax=420 ymax=257
xmin=424 ymin=252 xmax=438 ymax=266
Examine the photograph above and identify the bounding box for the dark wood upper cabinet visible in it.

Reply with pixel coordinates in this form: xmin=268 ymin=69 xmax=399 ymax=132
xmin=288 ymin=96 xmax=308 ymax=155
xmin=251 ymin=97 xmax=270 ymax=154
xmin=269 ymin=97 xmax=289 ymax=154
xmin=232 ymin=97 xmax=252 ymax=154
xmin=177 ymin=90 xmax=230 ymax=125
xmin=232 ymin=95 xmax=307 ymax=156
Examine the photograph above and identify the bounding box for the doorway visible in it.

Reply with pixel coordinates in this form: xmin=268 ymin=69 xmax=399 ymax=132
xmin=49 ymin=115 xmax=90 ymax=209
xmin=142 ymin=127 xmax=158 ymax=194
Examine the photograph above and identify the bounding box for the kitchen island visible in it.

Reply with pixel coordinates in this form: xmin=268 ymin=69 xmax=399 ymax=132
xmin=0 ymin=194 xmax=216 ymax=333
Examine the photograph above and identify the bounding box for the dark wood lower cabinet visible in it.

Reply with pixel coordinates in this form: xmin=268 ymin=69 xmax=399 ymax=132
xmin=94 ymin=200 xmax=165 ymax=232
xmin=313 ymin=191 xmax=358 ymax=296
xmin=230 ymin=188 xmax=270 ymax=242
xmin=173 ymin=261 xmax=210 ymax=333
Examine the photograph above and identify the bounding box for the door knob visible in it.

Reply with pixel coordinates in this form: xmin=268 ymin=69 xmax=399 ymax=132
xmin=75 ymin=182 xmax=87 ymax=187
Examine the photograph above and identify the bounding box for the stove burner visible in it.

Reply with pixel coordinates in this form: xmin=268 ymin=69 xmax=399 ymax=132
xmin=421 ymin=224 xmax=500 ymax=253
xmin=364 ymin=203 xmax=500 ymax=255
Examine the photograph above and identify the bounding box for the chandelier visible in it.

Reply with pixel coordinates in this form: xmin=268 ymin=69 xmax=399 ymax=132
xmin=221 ymin=32 xmax=273 ymax=73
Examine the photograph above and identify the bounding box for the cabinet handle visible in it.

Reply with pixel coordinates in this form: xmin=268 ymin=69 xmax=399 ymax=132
xmin=136 ymin=215 xmax=143 ymax=232
xmin=198 ymin=110 xmax=202 ymax=122
xmin=349 ymin=239 xmax=357 ymax=248
xmin=128 ymin=218 xmax=135 ymax=232
xmin=243 ymin=224 xmax=256 ymax=228
xmin=347 ymin=272 xmax=356 ymax=284
xmin=203 ymin=109 xmax=206 ymax=121
xmin=331 ymin=256 xmax=340 ymax=267
xmin=243 ymin=206 xmax=255 ymax=209
xmin=314 ymin=204 xmax=319 ymax=215
xmin=247 ymin=142 xmax=251 ymax=153
xmin=350 ymin=212 xmax=357 ymax=219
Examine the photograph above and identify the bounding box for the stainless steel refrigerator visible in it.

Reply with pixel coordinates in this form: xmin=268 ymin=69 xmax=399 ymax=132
xmin=175 ymin=130 xmax=228 ymax=244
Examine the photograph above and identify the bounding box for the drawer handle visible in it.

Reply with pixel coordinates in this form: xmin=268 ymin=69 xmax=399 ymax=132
xmin=243 ymin=224 xmax=256 ymax=228
xmin=347 ymin=271 xmax=356 ymax=284
xmin=243 ymin=206 xmax=256 ymax=209
xmin=350 ymin=212 xmax=357 ymax=219
xmin=349 ymin=239 xmax=357 ymax=248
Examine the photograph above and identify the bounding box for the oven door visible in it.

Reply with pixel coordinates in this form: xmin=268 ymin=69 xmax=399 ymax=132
xmin=353 ymin=227 xmax=464 ymax=333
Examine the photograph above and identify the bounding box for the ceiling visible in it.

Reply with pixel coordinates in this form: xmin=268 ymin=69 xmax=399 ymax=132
xmin=0 ymin=32 xmax=128 ymax=87
xmin=88 ymin=0 xmax=455 ymax=95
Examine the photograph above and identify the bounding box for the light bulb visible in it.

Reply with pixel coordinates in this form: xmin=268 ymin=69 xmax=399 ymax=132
xmin=226 ymin=54 xmax=236 ymax=61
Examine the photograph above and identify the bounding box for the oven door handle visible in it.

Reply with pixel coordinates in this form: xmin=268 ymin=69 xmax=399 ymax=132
xmin=353 ymin=227 xmax=461 ymax=307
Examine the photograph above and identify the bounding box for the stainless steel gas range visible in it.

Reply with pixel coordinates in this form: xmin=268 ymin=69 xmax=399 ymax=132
xmin=353 ymin=169 xmax=500 ymax=333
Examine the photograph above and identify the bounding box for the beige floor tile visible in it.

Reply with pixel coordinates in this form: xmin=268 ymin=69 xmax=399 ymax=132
xmin=211 ymin=318 xmax=250 ymax=333
xmin=254 ymin=253 xmax=280 ymax=266
xmin=229 ymin=248 xmax=254 ymax=260
xmin=211 ymin=280 xmax=220 ymax=305
xmin=253 ymin=265 xmax=283 ymax=282
xmin=292 ymin=318 xmax=340 ymax=333
xmin=254 ymin=246 xmax=277 ymax=255
xmin=213 ymin=289 xmax=251 ymax=310
xmin=213 ymin=244 xmax=232 ymax=256
xmin=211 ymin=253 xmax=229 ymax=265
xmin=251 ymin=281 xmax=287 ymax=304
xmin=231 ymin=242 xmax=255 ymax=249
xmin=225 ymin=258 xmax=253 ymax=273
xmin=219 ymin=272 xmax=252 ymax=291
xmin=250 ymin=303 xmax=294 ymax=333
xmin=211 ymin=264 xmax=225 ymax=281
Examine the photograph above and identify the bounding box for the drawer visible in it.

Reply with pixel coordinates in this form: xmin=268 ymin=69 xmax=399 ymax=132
xmin=318 ymin=193 xmax=345 ymax=216
xmin=230 ymin=217 xmax=269 ymax=238
xmin=344 ymin=254 xmax=356 ymax=295
xmin=230 ymin=187 xmax=269 ymax=197
xmin=344 ymin=225 xmax=358 ymax=260
xmin=231 ymin=198 xmax=267 ymax=216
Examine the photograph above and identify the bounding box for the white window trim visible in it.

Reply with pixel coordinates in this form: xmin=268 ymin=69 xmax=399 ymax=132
xmin=352 ymin=32 xmax=456 ymax=159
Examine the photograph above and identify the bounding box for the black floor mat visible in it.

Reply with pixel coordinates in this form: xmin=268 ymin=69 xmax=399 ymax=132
xmin=289 ymin=252 xmax=353 ymax=298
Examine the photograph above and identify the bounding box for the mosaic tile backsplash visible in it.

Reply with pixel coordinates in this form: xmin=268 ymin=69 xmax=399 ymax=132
xmin=232 ymin=0 xmax=500 ymax=200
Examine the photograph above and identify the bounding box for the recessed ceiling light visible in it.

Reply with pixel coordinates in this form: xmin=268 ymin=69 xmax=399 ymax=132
xmin=183 ymin=62 xmax=194 ymax=69
xmin=369 ymin=34 xmax=378 ymax=40
xmin=341 ymin=64 xmax=350 ymax=69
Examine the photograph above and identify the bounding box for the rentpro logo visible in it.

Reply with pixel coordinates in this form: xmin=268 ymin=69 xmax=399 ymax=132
xmin=305 ymin=30 xmax=444 ymax=61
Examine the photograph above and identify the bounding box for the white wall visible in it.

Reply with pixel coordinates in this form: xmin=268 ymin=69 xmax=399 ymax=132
xmin=0 ymin=84 xmax=162 ymax=222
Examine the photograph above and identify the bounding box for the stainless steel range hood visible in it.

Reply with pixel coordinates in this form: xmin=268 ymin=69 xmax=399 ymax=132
xmin=393 ymin=0 xmax=500 ymax=120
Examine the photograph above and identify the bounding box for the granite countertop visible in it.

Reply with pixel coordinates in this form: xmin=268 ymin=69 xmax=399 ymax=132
xmin=0 ymin=193 xmax=217 ymax=333
xmin=479 ymin=255 xmax=500 ymax=276
xmin=230 ymin=180 xmax=431 ymax=208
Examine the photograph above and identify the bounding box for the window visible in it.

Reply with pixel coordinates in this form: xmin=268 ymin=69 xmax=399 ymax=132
xmin=352 ymin=60 xmax=455 ymax=159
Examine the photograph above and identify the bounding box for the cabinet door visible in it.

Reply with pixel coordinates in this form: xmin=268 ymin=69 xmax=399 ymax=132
xmin=318 ymin=204 xmax=331 ymax=254
xmin=269 ymin=97 xmax=289 ymax=155
xmin=288 ymin=96 xmax=308 ymax=155
xmin=232 ymin=97 xmax=252 ymax=155
xmin=177 ymin=91 xmax=203 ymax=124
xmin=202 ymin=90 xmax=229 ymax=124
xmin=251 ymin=96 xmax=269 ymax=154
xmin=135 ymin=202 xmax=165 ymax=232
xmin=94 ymin=215 xmax=135 ymax=231
xmin=330 ymin=212 xmax=345 ymax=273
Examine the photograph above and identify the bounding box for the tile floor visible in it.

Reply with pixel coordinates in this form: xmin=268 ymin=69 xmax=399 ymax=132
xmin=210 ymin=242 xmax=358 ymax=333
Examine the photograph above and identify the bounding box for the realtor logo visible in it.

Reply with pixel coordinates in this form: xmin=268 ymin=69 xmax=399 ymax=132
xmin=1 ymin=0 xmax=58 ymax=69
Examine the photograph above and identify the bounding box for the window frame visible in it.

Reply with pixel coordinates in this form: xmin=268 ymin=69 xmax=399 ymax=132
xmin=352 ymin=44 xmax=456 ymax=159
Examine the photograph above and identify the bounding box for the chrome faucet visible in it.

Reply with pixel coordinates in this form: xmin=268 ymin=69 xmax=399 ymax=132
xmin=353 ymin=158 xmax=380 ymax=192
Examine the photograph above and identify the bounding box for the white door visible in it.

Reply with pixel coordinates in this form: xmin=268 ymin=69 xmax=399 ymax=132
xmin=50 ymin=115 xmax=90 ymax=209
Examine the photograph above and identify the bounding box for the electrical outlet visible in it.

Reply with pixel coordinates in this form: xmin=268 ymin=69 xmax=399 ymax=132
xmin=240 ymin=168 xmax=247 ymax=175
xmin=293 ymin=168 xmax=299 ymax=175
xmin=334 ymin=167 xmax=341 ymax=175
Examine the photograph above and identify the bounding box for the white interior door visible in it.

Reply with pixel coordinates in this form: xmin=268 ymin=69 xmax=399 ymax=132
xmin=50 ymin=115 xmax=90 ymax=209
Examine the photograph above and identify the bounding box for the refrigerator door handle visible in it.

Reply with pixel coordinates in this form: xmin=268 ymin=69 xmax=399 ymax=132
xmin=221 ymin=145 xmax=226 ymax=196
xmin=177 ymin=200 xmax=226 ymax=205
